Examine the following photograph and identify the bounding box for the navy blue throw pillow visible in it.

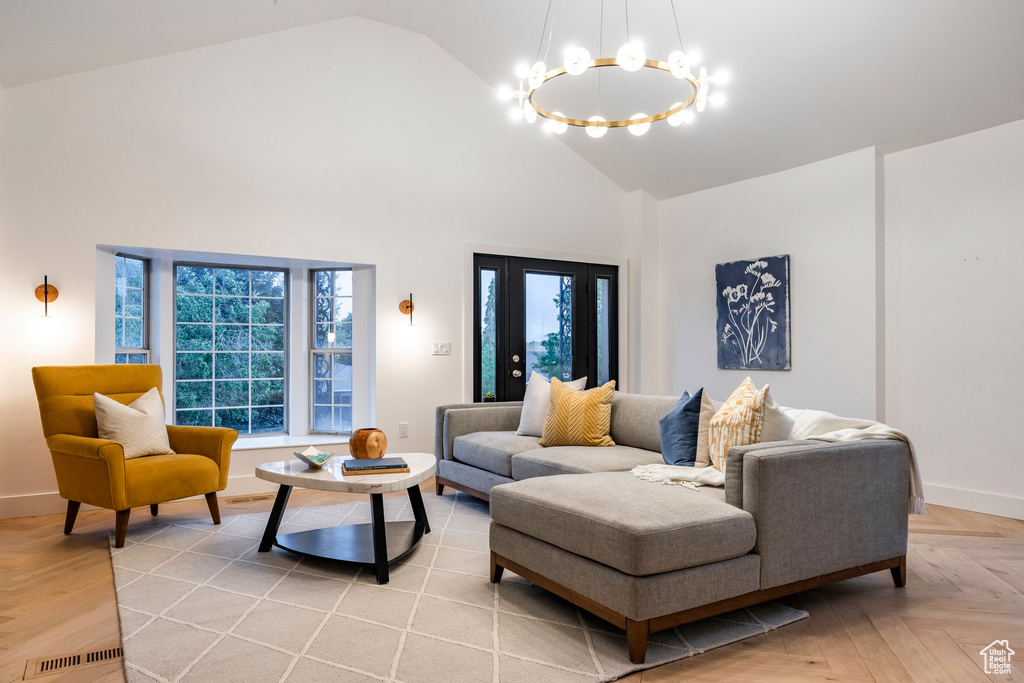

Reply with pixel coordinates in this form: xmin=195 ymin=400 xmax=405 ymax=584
xmin=659 ymin=388 xmax=703 ymax=466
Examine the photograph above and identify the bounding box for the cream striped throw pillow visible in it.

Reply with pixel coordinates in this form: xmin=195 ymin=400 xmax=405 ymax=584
xmin=94 ymin=388 xmax=175 ymax=459
xmin=539 ymin=379 xmax=616 ymax=447
xmin=708 ymin=377 xmax=768 ymax=471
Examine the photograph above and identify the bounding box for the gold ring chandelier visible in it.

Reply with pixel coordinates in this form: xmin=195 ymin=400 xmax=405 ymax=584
xmin=499 ymin=0 xmax=729 ymax=138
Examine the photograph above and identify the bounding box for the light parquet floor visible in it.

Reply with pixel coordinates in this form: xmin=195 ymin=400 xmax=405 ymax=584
xmin=1 ymin=480 xmax=1022 ymax=683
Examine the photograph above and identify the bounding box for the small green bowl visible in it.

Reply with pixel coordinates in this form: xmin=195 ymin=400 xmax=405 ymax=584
xmin=293 ymin=451 xmax=335 ymax=470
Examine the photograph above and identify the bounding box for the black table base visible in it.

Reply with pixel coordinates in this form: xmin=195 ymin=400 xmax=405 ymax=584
xmin=258 ymin=483 xmax=431 ymax=584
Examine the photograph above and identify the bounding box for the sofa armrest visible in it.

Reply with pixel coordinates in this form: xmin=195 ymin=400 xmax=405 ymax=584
xmin=732 ymin=439 xmax=910 ymax=589
xmin=46 ymin=434 xmax=125 ymax=461
xmin=166 ymin=425 xmax=238 ymax=490
xmin=435 ymin=402 xmax=523 ymax=460
xmin=45 ymin=434 xmax=128 ymax=510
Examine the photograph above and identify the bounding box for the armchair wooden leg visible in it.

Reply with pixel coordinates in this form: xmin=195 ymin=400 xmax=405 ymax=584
xmin=891 ymin=555 xmax=907 ymax=587
xmin=150 ymin=504 xmax=159 ymax=516
xmin=626 ymin=618 xmax=650 ymax=664
xmin=64 ymin=500 xmax=81 ymax=535
xmin=435 ymin=478 xmax=445 ymax=496
xmin=205 ymin=492 xmax=221 ymax=525
xmin=490 ymin=551 xmax=504 ymax=584
xmin=114 ymin=509 xmax=131 ymax=548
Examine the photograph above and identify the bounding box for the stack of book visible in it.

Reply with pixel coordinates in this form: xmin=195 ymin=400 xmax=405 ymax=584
xmin=341 ymin=457 xmax=410 ymax=476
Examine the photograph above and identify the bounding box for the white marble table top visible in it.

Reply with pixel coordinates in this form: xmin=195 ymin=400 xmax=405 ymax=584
xmin=255 ymin=452 xmax=436 ymax=494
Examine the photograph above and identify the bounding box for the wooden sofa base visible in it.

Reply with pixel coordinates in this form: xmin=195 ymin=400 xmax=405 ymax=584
xmin=490 ymin=551 xmax=906 ymax=665
xmin=434 ymin=476 xmax=490 ymax=502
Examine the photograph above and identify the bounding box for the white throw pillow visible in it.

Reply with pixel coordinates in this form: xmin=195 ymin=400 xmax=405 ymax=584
xmin=94 ymin=387 xmax=175 ymax=459
xmin=759 ymin=387 xmax=795 ymax=443
xmin=516 ymin=372 xmax=587 ymax=437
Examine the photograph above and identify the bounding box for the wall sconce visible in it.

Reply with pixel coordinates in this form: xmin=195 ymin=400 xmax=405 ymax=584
xmin=35 ymin=276 xmax=59 ymax=317
xmin=399 ymin=293 xmax=414 ymax=325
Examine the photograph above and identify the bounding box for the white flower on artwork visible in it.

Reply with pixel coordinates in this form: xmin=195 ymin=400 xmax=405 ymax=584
xmin=721 ymin=260 xmax=782 ymax=367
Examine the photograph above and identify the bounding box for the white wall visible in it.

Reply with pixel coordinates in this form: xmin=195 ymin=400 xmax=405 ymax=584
xmin=885 ymin=120 xmax=1024 ymax=518
xmin=657 ymin=148 xmax=882 ymax=418
xmin=0 ymin=18 xmax=632 ymax=517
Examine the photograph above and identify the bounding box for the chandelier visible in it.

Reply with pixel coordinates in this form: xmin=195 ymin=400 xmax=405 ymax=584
xmin=499 ymin=0 xmax=728 ymax=137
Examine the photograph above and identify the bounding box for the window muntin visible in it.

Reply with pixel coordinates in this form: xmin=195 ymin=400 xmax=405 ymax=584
xmin=174 ymin=265 xmax=288 ymax=435
xmin=310 ymin=269 xmax=353 ymax=434
xmin=114 ymin=255 xmax=149 ymax=364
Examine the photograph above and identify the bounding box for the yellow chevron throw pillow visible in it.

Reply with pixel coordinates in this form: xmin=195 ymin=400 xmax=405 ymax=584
xmin=708 ymin=377 xmax=768 ymax=471
xmin=539 ymin=378 xmax=616 ymax=448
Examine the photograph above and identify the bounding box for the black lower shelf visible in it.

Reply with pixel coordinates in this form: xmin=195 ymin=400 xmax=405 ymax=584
xmin=273 ymin=521 xmax=425 ymax=565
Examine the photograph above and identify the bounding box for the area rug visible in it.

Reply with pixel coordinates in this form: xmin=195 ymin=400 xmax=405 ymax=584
xmin=110 ymin=492 xmax=807 ymax=683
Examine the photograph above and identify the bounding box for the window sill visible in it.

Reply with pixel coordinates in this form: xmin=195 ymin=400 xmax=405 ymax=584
xmin=232 ymin=435 xmax=350 ymax=452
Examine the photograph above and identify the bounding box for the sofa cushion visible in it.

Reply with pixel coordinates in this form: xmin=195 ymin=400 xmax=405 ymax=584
xmin=609 ymin=392 xmax=680 ymax=452
xmin=490 ymin=471 xmax=757 ymax=576
xmin=453 ymin=431 xmax=541 ymax=477
xmin=511 ymin=445 xmax=661 ymax=479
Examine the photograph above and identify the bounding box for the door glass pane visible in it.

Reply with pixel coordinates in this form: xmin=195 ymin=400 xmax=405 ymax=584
xmin=479 ymin=269 xmax=498 ymax=400
xmin=596 ymin=277 xmax=612 ymax=386
xmin=526 ymin=273 xmax=573 ymax=382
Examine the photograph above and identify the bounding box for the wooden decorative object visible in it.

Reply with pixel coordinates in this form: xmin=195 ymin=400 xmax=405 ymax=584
xmin=349 ymin=428 xmax=388 ymax=459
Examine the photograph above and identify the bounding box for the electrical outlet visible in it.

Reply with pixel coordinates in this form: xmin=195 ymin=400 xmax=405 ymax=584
xmin=432 ymin=341 xmax=451 ymax=356
xmin=398 ymin=422 xmax=409 ymax=438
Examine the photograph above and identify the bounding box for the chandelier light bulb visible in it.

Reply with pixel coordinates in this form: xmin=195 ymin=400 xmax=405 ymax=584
xmin=681 ymin=110 xmax=695 ymax=124
xmin=497 ymin=84 xmax=514 ymax=101
xmin=327 ymin=331 xmax=336 ymax=344
xmin=616 ymin=42 xmax=647 ymax=72
xmin=688 ymin=49 xmax=702 ymax=66
xmin=712 ymin=69 xmax=730 ymax=85
xmin=708 ymin=92 xmax=726 ymax=107
xmin=546 ymin=113 xmax=568 ymax=134
xmin=515 ymin=62 xmax=531 ymax=79
xmin=510 ymin=106 xmax=524 ymax=121
xmin=586 ymin=116 xmax=608 ymax=138
xmin=667 ymin=51 xmax=691 ymax=80
xmin=563 ymin=46 xmax=592 ymax=76
xmin=667 ymin=103 xmax=685 ymax=126
xmin=528 ymin=61 xmax=547 ymax=90
xmin=627 ymin=113 xmax=651 ymax=136
xmin=696 ymin=66 xmax=710 ymax=112
xmin=523 ymin=100 xmax=538 ymax=123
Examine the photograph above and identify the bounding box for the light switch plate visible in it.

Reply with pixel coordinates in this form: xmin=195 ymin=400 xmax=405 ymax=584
xmin=432 ymin=341 xmax=451 ymax=356
xmin=398 ymin=422 xmax=409 ymax=438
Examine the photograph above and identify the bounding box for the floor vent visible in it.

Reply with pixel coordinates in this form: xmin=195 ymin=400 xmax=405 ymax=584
xmin=225 ymin=493 xmax=275 ymax=504
xmin=24 ymin=646 xmax=122 ymax=679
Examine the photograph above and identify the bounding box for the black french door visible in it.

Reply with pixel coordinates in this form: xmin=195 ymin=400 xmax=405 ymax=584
xmin=474 ymin=254 xmax=618 ymax=402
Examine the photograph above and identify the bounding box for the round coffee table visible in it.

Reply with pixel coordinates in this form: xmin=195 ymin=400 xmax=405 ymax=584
xmin=255 ymin=452 xmax=436 ymax=584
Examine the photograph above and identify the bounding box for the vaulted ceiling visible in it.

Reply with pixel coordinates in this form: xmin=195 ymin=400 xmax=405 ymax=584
xmin=2 ymin=0 xmax=1023 ymax=199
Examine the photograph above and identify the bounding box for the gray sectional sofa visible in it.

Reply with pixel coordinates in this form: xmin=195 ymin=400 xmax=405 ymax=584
xmin=434 ymin=393 xmax=911 ymax=664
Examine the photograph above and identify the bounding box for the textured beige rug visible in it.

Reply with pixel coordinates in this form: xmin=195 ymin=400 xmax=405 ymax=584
xmin=110 ymin=492 xmax=807 ymax=683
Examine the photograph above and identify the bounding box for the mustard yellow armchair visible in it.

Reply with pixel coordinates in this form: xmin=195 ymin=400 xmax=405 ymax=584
xmin=32 ymin=364 xmax=238 ymax=547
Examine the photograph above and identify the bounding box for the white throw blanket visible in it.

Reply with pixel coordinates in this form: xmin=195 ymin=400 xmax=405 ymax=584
xmin=633 ymin=407 xmax=926 ymax=514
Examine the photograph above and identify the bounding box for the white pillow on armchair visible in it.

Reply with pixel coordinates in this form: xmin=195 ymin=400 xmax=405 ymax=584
xmin=516 ymin=371 xmax=587 ymax=437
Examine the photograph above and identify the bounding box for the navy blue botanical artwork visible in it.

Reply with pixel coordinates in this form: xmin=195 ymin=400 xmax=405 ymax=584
xmin=716 ymin=255 xmax=791 ymax=370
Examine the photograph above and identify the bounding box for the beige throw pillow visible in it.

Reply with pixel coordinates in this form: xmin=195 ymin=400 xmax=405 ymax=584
xmin=694 ymin=391 xmax=723 ymax=468
xmin=516 ymin=372 xmax=588 ymax=437
xmin=94 ymin=388 xmax=175 ymax=459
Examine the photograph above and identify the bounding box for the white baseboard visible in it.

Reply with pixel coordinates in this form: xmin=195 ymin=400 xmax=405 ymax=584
xmin=923 ymin=483 xmax=1024 ymax=520
xmin=0 ymin=475 xmax=282 ymax=520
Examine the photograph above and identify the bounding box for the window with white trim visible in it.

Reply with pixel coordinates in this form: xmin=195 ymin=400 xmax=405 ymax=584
xmin=310 ymin=269 xmax=353 ymax=434
xmin=173 ymin=264 xmax=288 ymax=436
xmin=114 ymin=254 xmax=149 ymax=364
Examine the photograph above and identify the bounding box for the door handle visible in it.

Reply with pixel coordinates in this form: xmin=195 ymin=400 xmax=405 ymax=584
xmin=512 ymin=369 xmax=523 ymax=378
xmin=512 ymin=354 xmax=520 ymax=363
